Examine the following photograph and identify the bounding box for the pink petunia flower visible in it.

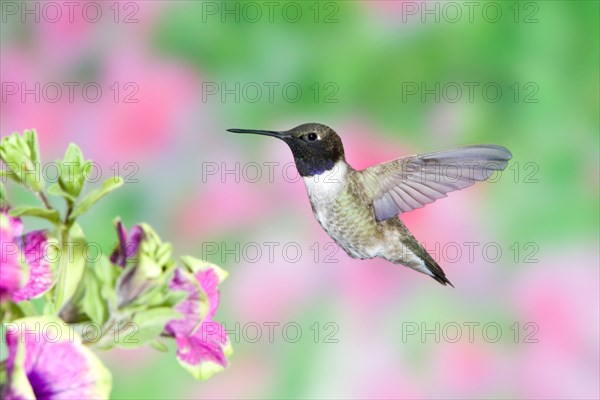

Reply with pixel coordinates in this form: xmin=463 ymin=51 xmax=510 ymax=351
xmin=3 ymin=316 xmax=112 ymax=399
xmin=0 ymin=210 xmax=24 ymax=300
xmin=0 ymin=209 xmax=53 ymax=302
xmin=165 ymin=259 xmax=232 ymax=380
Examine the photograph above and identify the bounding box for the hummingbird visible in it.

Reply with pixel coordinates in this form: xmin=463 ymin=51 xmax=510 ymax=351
xmin=227 ymin=123 xmax=512 ymax=286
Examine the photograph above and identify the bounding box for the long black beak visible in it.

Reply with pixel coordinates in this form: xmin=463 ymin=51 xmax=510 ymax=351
xmin=227 ymin=128 xmax=290 ymax=139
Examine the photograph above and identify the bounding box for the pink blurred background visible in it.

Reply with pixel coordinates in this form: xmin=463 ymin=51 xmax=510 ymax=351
xmin=1 ymin=1 xmax=598 ymax=398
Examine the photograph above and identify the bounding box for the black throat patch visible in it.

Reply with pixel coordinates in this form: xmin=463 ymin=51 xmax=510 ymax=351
xmin=284 ymin=139 xmax=341 ymax=177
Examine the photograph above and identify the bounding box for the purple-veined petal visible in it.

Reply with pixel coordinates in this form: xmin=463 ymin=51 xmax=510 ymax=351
xmin=110 ymin=221 xmax=143 ymax=267
xmin=0 ymin=237 xmax=25 ymax=301
xmin=176 ymin=325 xmax=228 ymax=366
xmin=109 ymin=220 xmax=127 ymax=266
xmin=126 ymin=225 xmax=143 ymax=258
xmin=11 ymin=231 xmax=53 ymax=302
xmin=195 ymin=268 xmax=221 ymax=320
xmin=166 ymin=259 xmax=232 ymax=380
xmin=4 ymin=316 xmax=112 ymax=399
xmin=165 ymin=268 xmax=207 ymax=337
xmin=1 ymin=210 xmax=55 ymax=302
xmin=180 ymin=257 xmax=228 ymax=320
xmin=175 ymin=322 xmax=232 ymax=380
xmin=0 ymin=212 xmax=26 ymax=300
xmin=165 ymin=262 xmax=228 ymax=338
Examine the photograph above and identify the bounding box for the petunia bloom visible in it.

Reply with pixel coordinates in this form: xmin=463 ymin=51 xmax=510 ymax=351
xmin=0 ymin=210 xmax=25 ymax=300
xmin=165 ymin=258 xmax=232 ymax=380
xmin=3 ymin=316 xmax=112 ymax=399
xmin=0 ymin=209 xmax=53 ymax=302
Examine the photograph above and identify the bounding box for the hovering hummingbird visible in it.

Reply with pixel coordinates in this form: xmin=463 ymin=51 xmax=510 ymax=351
xmin=227 ymin=123 xmax=512 ymax=286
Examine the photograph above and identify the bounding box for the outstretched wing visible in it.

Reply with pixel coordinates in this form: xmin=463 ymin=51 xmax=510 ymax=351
xmin=362 ymin=145 xmax=512 ymax=221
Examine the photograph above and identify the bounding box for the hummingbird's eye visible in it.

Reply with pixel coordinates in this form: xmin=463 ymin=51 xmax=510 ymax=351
xmin=307 ymin=132 xmax=318 ymax=141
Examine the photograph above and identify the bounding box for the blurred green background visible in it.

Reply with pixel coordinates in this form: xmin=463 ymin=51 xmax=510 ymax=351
xmin=1 ymin=1 xmax=598 ymax=398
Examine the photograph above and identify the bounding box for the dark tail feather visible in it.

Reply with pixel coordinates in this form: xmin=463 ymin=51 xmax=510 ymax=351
xmin=417 ymin=246 xmax=455 ymax=288
xmin=426 ymin=259 xmax=455 ymax=287
xmin=393 ymin=220 xmax=454 ymax=287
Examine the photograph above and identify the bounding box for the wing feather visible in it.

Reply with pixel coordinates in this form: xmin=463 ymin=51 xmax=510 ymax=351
xmin=364 ymin=144 xmax=512 ymax=221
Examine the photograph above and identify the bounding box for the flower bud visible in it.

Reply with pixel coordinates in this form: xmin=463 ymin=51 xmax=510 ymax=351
xmin=113 ymin=221 xmax=174 ymax=309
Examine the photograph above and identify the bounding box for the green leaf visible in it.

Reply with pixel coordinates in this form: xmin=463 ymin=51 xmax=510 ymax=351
xmin=47 ymin=182 xmax=77 ymax=202
xmin=91 ymin=256 xmax=121 ymax=312
xmin=156 ymin=243 xmax=174 ymax=267
xmin=94 ymin=255 xmax=122 ymax=288
xmin=64 ymin=142 xmax=84 ymax=165
xmin=117 ymin=307 xmax=181 ymax=348
xmin=149 ymin=338 xmax=170 ymax=352
xmin=13 ymin=302 xmax=35 ymax=319
xmin=58 ymin=143 xmax=87 ymax=198
xmin=54 ymin=224 xmax=87 ymax=310
xmin=42 ymin=302 xmax=56 ymax=315
xmin=0 ymin=168 xmax=18 ymax=183
xmin=70 ymin=176 xmax=124 ymax=221
xmin=3 ymin=302 xmax=26 ymax=322
xmin=0 ymin=132 xmax=43 ymax=191
xmin=9 ymin=206 xmax=60 ymax=225
xmin=23 ymin=129 xmax=40 ymax=165
xmin=0 ymin=132 xmax=31 ymax=160
xmin=80 ymin=269 xmax=109 ymax=326
xmin=0 ymin=181 xmax=7 ymax=207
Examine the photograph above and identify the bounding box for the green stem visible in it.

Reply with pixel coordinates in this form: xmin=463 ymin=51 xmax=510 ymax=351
xmin=65 ymin=201 xmax=73 ymax=225
xmin=37 ymin=190 xmax=52 ymax=209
